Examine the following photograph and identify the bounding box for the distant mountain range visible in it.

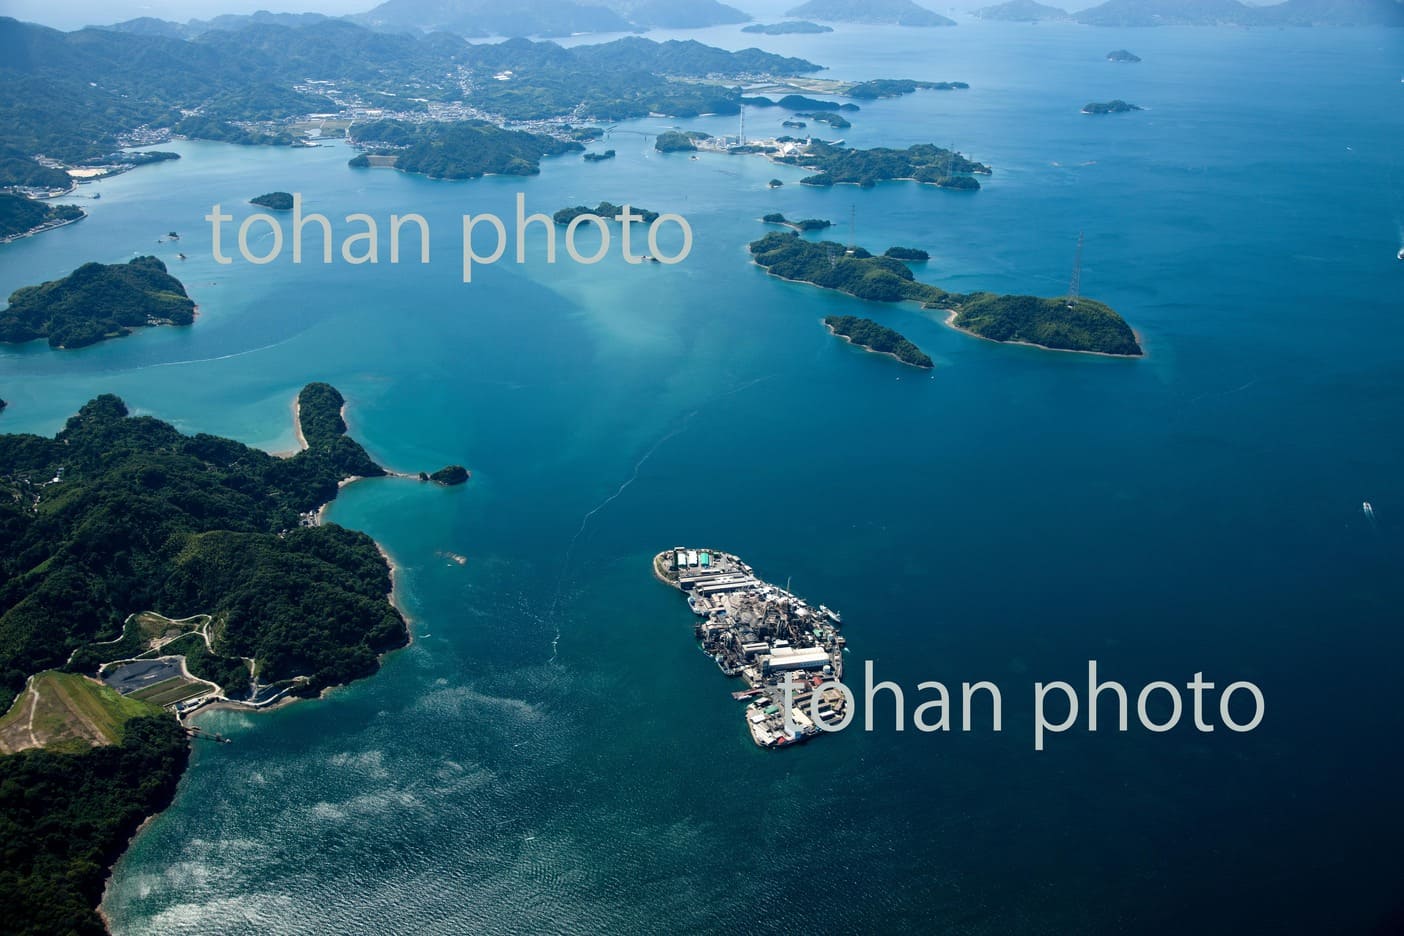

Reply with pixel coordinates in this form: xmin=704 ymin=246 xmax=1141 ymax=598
xmin=973 ymin=0 xmax=1070 ymax=21
xmin=95 ymin=0 xmax=1404 ymax=40
xmin=784 ymin=0 xmax=957 ymax=26
xmin=101 ymin=1 xmax=753 ymax=40
xmin=99 ymin=11 xmax=335 ymax=40
xmin=352 ymin=0 xmax=750 ymax=37
xmin=1073 ymin=0 xmax=1404 ymax=26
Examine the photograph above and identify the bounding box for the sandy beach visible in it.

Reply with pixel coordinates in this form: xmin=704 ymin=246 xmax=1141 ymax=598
xmin=271 ymin=394 xmax=309 ymax=458
xmin=293 ymin=395 xmax=308 ymax=450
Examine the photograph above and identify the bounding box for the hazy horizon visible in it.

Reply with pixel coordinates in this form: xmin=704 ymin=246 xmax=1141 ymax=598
xmin=0 ymin=0 xmax=1010 ymax=32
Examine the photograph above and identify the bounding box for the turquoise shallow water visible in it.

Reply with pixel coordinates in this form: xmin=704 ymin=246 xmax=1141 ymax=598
xmin=2 ymin=20 xmax=1403 ymax=934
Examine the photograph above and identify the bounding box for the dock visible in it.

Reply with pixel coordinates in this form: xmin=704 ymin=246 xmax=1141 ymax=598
xmin=654 ymin=548 xmax=850 ymax=749
xmin=186 ymin=725 xmax=232 ymax=744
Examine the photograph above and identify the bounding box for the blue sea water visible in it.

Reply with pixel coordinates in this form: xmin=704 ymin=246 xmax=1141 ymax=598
xmin=2 ymin=20 xmax=1403 ymax=935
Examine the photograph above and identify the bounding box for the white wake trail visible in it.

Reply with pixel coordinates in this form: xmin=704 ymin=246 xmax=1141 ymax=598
xmin=544 ymin=374 xmax=776 ymax=662
xmin=546 ymin=409 xmax=698 ymax=662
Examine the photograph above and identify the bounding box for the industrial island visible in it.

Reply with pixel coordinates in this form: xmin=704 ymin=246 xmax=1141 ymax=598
xmin=654 ymin=548 xmax=849 ymax=749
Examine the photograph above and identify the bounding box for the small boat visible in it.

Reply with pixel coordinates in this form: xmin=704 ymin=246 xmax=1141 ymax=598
xmin=1363 ymin=501 xmax=1375 ymax=519
xmin=1397 ymin=248 xmax=1403 ymax=261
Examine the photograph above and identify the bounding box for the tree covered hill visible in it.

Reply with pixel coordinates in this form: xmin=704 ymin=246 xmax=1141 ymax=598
xmin=0 ymin=256 xmax=195 ymax=350
xmin=0 ymin=383 xmax=402 ymax=715
xmin=0 ymin=384 xmax=420 ymax=935
xmin=825 ymin=315 xmax=933 ymax=367
xmin=0 ymin=193 xmax=83 ymax=241
xmin=774 ymin=140 xmax=991 ymax=189
xmin=952 ymin=293 xmax=1142 ymax=356
xmin=974 ymin=0 xmax=1070 ymax=21
xmin=785 ymin=0 xmax=957 ymax=26
xmin=751 ymin=230 xmax=949 ymax=303
xmin=0 ymin=15 xmax=819 ymax=176
xmin=0 ymin=713 xmax=189 ymax=936
xmin=348 ymin=119 xmax=583 ymax=178
xmin=750 ymin=231 xmax=1142 ymax=355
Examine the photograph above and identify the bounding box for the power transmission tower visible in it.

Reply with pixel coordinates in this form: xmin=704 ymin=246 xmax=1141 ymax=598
xmin=1067 ymin=231 xmax=1084 ymax=307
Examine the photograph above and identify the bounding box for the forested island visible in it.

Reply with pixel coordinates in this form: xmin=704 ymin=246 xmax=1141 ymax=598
xmin=785 ymin=0 xmax=958 ymax=26
xmin=744 ymin=94 xmax=859 ymax=112
xmin=751 ymin=231 xmax=951 ymax=303
xmin=1106 ymin=49 xmax=1141 ymax=62
xmin=429 ymin=465 xmax=470 ymax=486
xmin=750 ymin=231 xmax=1142 ymax=356
xmin=947 ymin=294 xmax=1142 ymax=356
xmin=797 ymin=111 xmax=851 ymax=129
xmin=746 ymin=81 xmax=964 ymax=110
xmin=1083 ymin=99 xmax=1142 ymax=114
xmin=773 ymin=141 xmax=991 ymax=189
xmin=0 ymin=256 xmax=194 ymax=349
xmin=655 ymin=131 xmax=712 ymax=153
xmin=974 ymin=0 xmax=1070 ymax=21
xmin=347 ymin=120 xmax=581 ymax=179
xmin=763 ymin=213 xmax=832 ymax=232
xmin=0 ymin=383 xmax=419 ymax=934
xmin=553 ymin=202 xmax=660 ymax=225
xmin=846 ymin=78 xmax=968 ymax=98
xmin=742 ymin=20 xmax=834 ymax=33
xmin=825 ymin=315 xmax=933 ymax=368
xmin=885 ymin=246 xmax=929 ymax=261
xmin=249 ymin=191 xmax=294 ymax=210
xmin=583 ymin=150 xmax=616 ymax=162
xmin=0 ymin=193 xmax=84 ymax=242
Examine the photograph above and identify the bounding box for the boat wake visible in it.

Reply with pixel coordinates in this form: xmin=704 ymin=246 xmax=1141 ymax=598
xmin=1188 ymin=376 xmax=1260 ymax=405
xmin=130 ymin=338 xmax=295 ymax=371
xmin=544 ymin=374 xmax=777 ymax=663
xmin=545 ymin=409 xmax=699 ymax=663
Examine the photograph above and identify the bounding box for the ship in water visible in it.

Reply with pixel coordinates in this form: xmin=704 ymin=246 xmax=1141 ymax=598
xmin=1363 ymin=501 xmax=1375 ymax=519
xmin=654 ymin=547 xmax=849 ymax=749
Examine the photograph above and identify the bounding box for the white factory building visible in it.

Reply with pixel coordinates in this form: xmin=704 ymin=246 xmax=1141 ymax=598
xmin=762 ymin=645 xmax=831 ymax=673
